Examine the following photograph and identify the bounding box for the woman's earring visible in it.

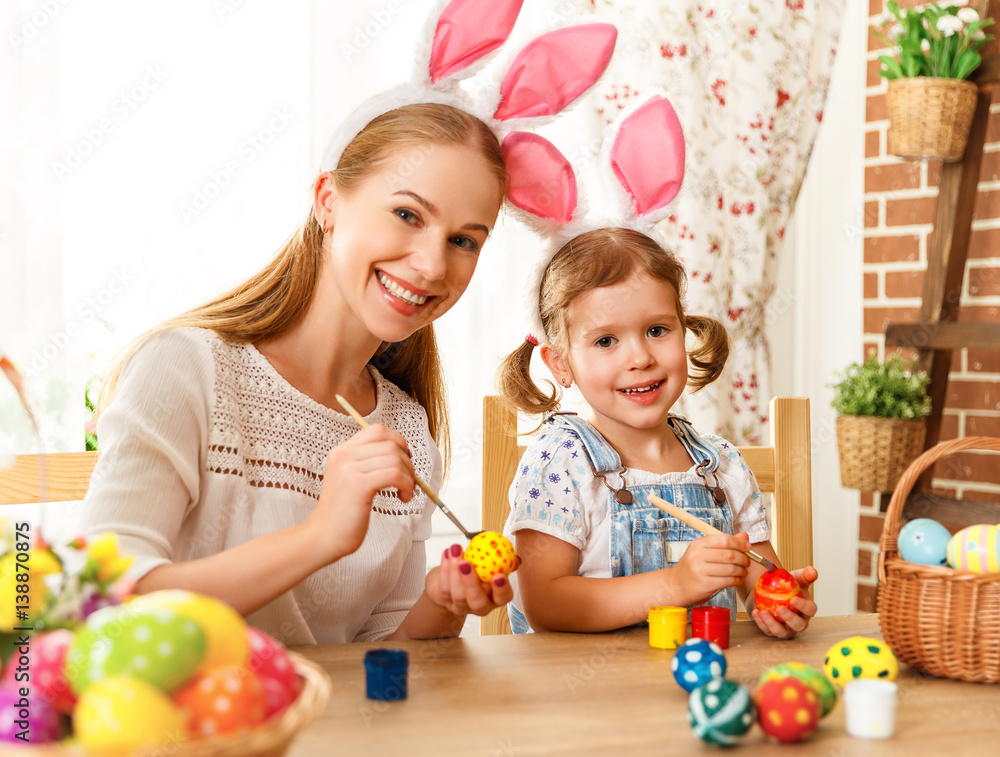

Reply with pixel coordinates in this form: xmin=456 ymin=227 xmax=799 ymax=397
xmin=561 ymin=379 xmax=570 ymax=388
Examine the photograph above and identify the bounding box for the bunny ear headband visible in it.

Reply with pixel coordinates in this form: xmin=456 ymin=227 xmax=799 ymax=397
xmin=319 ymin=0 xmax=618 ymax=174
xmin=503 ymin=89 xmax=688 ymax=343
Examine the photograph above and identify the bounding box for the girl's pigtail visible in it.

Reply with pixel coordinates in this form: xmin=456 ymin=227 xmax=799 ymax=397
xmin=686 ymin=315 xmax=730 ymax=391
xmin=497 ymin=341 xmax=560 ymax=428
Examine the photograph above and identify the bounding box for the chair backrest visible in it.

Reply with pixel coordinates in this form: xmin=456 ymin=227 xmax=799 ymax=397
xmin=480 ymin=396 xmax=813 ymax=635
xmin=0 ymin=452 xmax=99 ymax=505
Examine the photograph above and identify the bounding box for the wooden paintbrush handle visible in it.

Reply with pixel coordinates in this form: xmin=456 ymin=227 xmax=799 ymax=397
xmin=649 ymin=495 xmax=721 ymax=537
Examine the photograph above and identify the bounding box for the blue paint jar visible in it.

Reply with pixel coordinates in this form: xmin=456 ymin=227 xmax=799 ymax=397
xmin=364 ymin=649 xmax=409 ymax=701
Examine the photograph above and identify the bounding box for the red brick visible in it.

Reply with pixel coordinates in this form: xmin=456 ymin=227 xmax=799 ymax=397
xmin=945 ymin=380 xmax=1000 ymax=412
xmin=886 ymin=346 xmax=919 ymax=363
xmin=979 ymin=150 xmax=1000 ymax=182
xmin=858 ymin=549 xmax=873 ymax=578
xmin=863 ymin=306 xmax=920 ymax=333
xmin=933 ymin=451 xmax=1000 ymax=485
xmin=968 ymin=227 xmax=1000 ymax=259
xmin=864 ymin=272 xmax=879 ymax=299
xmin=863 ymin=342 xmax=881 ymax=360
xmin=950 ymin=348 xmax=963 ymax=372
xmin=865 ymin=162 xmax=922 ymax=193
xmin=860 ymin=492 xmax=875 ymax=510
xmin=866 ymin=93 xmax=888 ymax=122
xmin=863 ymin=234 xmax=920 ymax=262
xmin=865 ymin=129 xmax=881 ymax=158
xmin=859 ymin=513 xmax=886 ymax=543
xmin=967 ymin=350 xmax=1000 ymax=373
xmin=939 ymin=413 xmax=960 ymax=440
xmin=973 ymin=189 xmax=1000 ymax=221
xmin=864 ymin=200 xmax=879 ymax=227
xmin=869 ymin=0 xmax=882 ymax=17
xmin=885 ymin=196 xmax=937 ymax=226
xmin=868 ymin=25 xmax=890 ymax=54
xmin=856 ymin=584 xmax=878 ymax=613
xmin=961 ymin=488 xmax=1000 ymax=503
xmin=967 ymin=265 xmax=1000 ymax=298
xmin=884 ymin=269 xmax=925 ymax=298
xmin=957 ymin=305 xmax=1000 ymax=322
xmin=866 ymin=59 xmax=882 ymax=88
xmin=987 ymin=111 xmax=1000 ymax=143
xmin=966 ymin=413 xmax=1000 ymax=437
xmin=930 ymin=485 xmax=959 ymax=498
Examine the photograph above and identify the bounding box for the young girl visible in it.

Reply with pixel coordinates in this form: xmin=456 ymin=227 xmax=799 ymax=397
xmin=498 ymin=228 xmax=818 ymax=638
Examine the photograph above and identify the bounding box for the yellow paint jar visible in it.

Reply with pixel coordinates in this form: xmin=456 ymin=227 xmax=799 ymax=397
xmin=648 ymin=606 xmax=688 ymax=649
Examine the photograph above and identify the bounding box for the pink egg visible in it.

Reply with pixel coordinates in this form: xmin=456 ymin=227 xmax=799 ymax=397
xmin=0 ymin=685 xmax=63 ymax=744
xmin=2 ymin=630 xmax=76 ymax=715
xmin=174 ymin=666 xmax=268 ymax=737
xmin=246 ymin=627 xmax=299 ymax=716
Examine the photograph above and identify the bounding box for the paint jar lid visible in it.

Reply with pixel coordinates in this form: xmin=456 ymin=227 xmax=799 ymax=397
xmin=364 ymin=649 xmax=409 ymax=701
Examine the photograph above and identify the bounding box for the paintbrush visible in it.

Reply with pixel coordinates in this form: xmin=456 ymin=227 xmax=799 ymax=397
xmin=335 ymin=393 xmax=482 ymax=540
xmin=649 ymin=494 xmax=776 ymax=571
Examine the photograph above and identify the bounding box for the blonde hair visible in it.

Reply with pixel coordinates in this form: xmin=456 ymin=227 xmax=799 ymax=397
xmin=101 ymin=103 xmax=507 ymax=468
xmin=498 ymin=227 xmax=729 ymax=418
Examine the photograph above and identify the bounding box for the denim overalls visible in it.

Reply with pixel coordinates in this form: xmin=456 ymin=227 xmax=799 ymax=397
xmin=509 ymin=413 xmax=737 ymax=634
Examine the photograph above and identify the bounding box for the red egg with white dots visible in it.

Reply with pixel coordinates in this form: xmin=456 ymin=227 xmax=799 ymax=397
xmin=246 ymin=627 xmax=299 ymax=717
xmin=173 ymin=666 xmax=268 ymax=738
xmin=464 ymin=531 xmax=517 ymax=583
xmin=3 ymin=630 xmax=76 ymax=714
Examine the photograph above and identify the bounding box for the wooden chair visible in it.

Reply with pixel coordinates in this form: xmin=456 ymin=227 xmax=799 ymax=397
xmin=0 ymin=453 xmax=99 ymax=505
xmin=480 ymin=396 xmax=813 ymax=635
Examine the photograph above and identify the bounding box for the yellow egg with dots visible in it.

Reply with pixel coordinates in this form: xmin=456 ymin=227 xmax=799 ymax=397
xmin=464 ymin=531 xmax=517 ymax=583
xmin=74 ymin=677 xmax=186 ymax=754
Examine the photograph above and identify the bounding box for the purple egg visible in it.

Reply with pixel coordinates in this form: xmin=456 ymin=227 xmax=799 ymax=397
xmin=0 ymin=685 xmax=64 ymax=744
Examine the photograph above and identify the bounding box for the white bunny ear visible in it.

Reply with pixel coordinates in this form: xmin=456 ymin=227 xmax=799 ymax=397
xmin=600 ymin=91 xmax=686 ymax=226
xmin=493 ymin=24 xmax=618 ymax=122
xmin=427 ymin=0 xmax=525 ymax=83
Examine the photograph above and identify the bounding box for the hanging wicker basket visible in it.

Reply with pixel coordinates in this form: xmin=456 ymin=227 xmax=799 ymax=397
xmin=886 ymin=77 xmax=978 ymax=162
xmin=835 ymin=414 xmax=926 ymax=492
xmin=877 ymin=436 xmax=1000 ymax=683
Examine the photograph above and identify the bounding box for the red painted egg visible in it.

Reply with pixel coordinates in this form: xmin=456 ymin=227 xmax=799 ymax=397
xmin=754 ymin=568 xmax=805 ymax=619
xmin=173 ymin=666 xmax=268 ymax=738
xmin=755 ymin=676 xmax=820 ymax=742
xmin=246 ymin=627 xmax=299 ymax=716
xmin=2 ymin=630 xmax=76 ymax=714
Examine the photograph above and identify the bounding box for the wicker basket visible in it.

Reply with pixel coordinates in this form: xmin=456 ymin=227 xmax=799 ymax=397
xmin=2 ymin=652 xmax=331 ymax=756
xmin=887 ymin=77 xmax=978 ymax=162
xmin=877 ymin=436 xmax=1000 ymax=684
xmin=835 ymin=414 xmax=926 ymax=492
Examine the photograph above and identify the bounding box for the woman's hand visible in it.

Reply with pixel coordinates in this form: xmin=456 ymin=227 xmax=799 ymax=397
xmin=425 ymin=544 xmax=516 ymax=619
xmin=671 ymin=532 xmax=751 ymax=607
xmin=751 ymin=566 xmax=819 ymax=639
xmin=308 ymin=424 xmax=416 ymax=564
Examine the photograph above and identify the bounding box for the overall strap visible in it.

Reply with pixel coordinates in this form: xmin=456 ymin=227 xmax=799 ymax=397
xmin=666 ymin=414 xmax=721 ymax=472
xmin=544 ymin=413 xmax=622 ymax=474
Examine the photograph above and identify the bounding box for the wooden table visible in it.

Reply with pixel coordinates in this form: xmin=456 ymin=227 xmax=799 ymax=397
xmin=289 ymin=614 xmax=999 ymax=756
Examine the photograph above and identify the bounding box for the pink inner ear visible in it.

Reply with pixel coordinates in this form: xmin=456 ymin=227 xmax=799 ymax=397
xmin=429 ymin=0 xmax=525 ymax=83
xmin=502 ymin=132 xmax=577 ymax=223
xmin=610 ymin=96 xmax=685 ymax=216
xmin=494 ymin=24 xmax=617 ymax=120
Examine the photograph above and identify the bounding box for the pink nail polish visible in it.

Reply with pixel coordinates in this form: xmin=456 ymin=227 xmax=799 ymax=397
xmin=493 ymin=575 xmax=506 ymax=588
xmin=459 ymin=562 xmax=471 ymax=575
xmin=450 ymin=544 xmax=462 ymax=557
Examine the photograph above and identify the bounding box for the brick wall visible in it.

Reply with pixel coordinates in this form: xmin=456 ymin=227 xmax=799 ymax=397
xmin=859 ymin=0 xmax=1000 ymax=611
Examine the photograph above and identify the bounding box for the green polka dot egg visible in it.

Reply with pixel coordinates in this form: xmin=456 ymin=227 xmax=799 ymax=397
xmin=823 ymin=636 xmax=899 ymax=686
xmin=758 ymin=662 xmax=837 ymax=717
xmin=67 ymin=603 xmax=207 ymax=695
xmin=687 ymin=678 xmax=755 ymax=746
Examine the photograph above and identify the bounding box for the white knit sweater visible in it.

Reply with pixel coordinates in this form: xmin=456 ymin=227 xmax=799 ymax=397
xmin=78 ymin=327 xmax=441 ymax=645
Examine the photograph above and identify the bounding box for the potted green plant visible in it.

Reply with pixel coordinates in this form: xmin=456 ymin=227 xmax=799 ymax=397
xmin=831 ymin=352 xmax=931 ymax=492
xmin=878 ymin=1 xmax=994 ymax=162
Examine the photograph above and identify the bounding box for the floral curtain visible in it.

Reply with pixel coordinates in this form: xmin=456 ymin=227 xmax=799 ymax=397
xmin=572 ymin=0 xmax=845 ymax=443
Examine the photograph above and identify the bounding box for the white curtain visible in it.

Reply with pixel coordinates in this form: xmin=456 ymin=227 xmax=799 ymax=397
xmin=571 ymin=0 xmax=846 ymax=444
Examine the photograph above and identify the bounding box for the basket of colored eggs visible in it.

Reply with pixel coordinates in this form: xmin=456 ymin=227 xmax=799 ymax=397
xmin=0 ymin=588 xmax=331 ymax=755
xmin=877 ymin=436 xmax=1000 ymax=683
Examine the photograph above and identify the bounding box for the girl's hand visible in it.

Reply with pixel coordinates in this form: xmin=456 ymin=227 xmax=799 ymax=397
xmin=671 ymin=533 xmax=751 ymax=606
xmin=425 ymin=544 xmax=516 ymax=619
xmin=751 ymin=566 xmax=819 ymax=639
xmin=308 ymin=424 xmax=416 ymax=563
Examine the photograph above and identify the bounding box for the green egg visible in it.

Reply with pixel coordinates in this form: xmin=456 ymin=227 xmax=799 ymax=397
xmin=67 ymin=604 xmax=206 ymax=695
